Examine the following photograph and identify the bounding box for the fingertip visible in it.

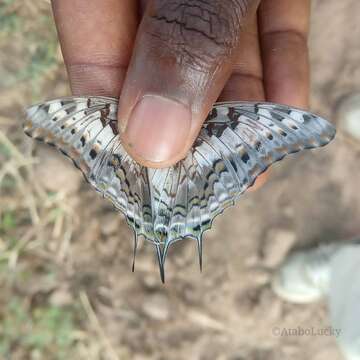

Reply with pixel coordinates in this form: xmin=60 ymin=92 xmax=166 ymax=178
xmin=247 ymin=170 xmax=270 ymax=192
xmin=68 ymin=63 xmax=126 ymax=97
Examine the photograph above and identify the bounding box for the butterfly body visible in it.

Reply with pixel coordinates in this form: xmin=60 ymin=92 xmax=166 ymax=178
xmin=24 ymin=97 xmax=336 ymax=280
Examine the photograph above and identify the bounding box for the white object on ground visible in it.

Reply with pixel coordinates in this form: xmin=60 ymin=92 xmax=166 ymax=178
xmin=272 ymin=241 xmax=360 ymax=360
xmin=271 ymin=243 xmax=340 ymax=303
xmin=329 ymin=245 xmax=360 ymax=360
xmin=337 ymin=92 xmax=360 ymax=141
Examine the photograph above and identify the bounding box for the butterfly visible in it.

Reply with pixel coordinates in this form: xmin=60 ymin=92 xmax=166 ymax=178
xmin=24 ymin=97 xmax=336 ymax=281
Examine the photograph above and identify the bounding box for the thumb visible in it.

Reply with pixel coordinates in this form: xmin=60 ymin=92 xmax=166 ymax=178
xmin=118 ymin=0 xmax=259 ymax=168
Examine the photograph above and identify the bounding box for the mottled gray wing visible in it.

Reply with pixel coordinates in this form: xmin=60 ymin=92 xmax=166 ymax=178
xmin=150 ymin=102 xmax=336 ymax=269
xmin=24 ymin=97 xmax=336 ymax=280
xmin=23 ymin=96 xmax=153 ymax=237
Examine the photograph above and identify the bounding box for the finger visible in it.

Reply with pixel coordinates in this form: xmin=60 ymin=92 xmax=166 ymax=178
xmin=247 ymin=171 xmax=270 ymax=192
xmin=220 ymin=15 xmax=269 ymax=191
xmin=118 ymin=0 xmax=260 ymax=168
xmin=51 ymin=0 xmax=138 ymax=97
xmin=219 ymin=13 xmax=265 ymax=101
xmin=258 ymin=0 xmax=310 ymax=108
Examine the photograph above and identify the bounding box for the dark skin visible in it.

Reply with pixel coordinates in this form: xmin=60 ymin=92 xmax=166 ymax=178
xmin=51 ymin=0 xmax=310 ymax=190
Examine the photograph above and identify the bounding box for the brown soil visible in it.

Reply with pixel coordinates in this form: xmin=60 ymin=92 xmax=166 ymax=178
xmin=1 ymin=1 xmax=360 ymax=359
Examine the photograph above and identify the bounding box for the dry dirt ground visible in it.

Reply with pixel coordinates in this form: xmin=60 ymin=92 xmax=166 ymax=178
xmin=1 ymin=1 xmax=360 ymax=359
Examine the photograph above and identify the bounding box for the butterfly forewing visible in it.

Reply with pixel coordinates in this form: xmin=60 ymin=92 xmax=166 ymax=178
xmin=24 ymin=97 xmax=336 ymax=274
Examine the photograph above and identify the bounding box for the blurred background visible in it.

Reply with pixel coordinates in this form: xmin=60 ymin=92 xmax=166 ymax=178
xmin=0 ymin=0 xmax=360 ymax=359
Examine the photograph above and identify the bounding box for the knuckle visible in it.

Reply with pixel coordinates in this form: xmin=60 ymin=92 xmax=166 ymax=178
xmin=145 ymin=0 xmax=252 ymax=70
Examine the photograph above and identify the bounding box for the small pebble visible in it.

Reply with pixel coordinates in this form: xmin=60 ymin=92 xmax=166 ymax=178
xmin=34 ymin=145 xmax=82 ymax=194
xmin=336 ymin=92 xmax=360 ymax=140
xmin=49 ymin=288 xmax=73 ymax=307
xmin=262 ymin=228 xmax=296 ymax=268
xmin=142 ymin=294 xmax=170 ymax=321
xmin=100 ymin=215 xmax=120 ymax=236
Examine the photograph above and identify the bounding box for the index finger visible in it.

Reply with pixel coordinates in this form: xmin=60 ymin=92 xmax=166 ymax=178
xmin=51 ymin=0 xmax=138 ymax=97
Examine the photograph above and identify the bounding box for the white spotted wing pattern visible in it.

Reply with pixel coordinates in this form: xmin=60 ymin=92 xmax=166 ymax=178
xmin=24 ymin=97 xmax=336 ymax=281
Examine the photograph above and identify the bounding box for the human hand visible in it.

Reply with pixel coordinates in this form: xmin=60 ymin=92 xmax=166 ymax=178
xmin=51 ymin=0 xmax=310 ymax=178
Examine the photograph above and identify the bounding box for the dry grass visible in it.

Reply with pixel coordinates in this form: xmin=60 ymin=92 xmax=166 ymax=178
xmin=1 ymin=1 xmax=360 ymax=360
xmin=0 ymin=2 xmax=119 ymax=358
